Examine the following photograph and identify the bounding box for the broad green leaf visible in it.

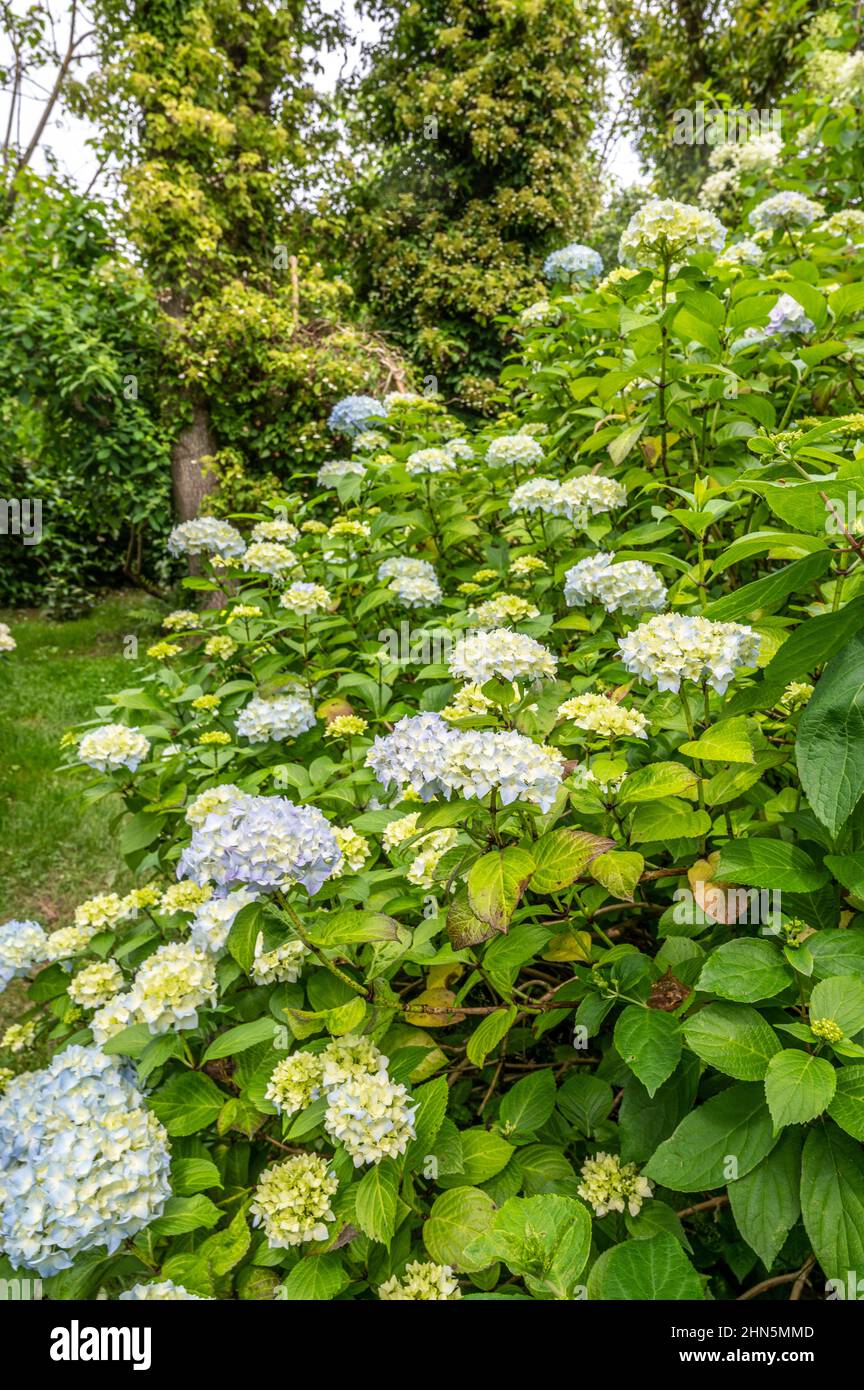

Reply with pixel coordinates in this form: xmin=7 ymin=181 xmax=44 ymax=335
xmin=682 ymin=1002 xmax=781 ymax=1080
xmin=727 ymin=1129 xmax=802 ymax=1268
xmin=278 ymin=1253 xmax=349 ymax=1301
xmin=150 ymin=1194 xmax=221 ymax=1236
xmin=645 ymin=1083 xmax=778 ymax=1191
xmin=614 ymin=1006 xmax=682 ymax=1097
xmin=201 ymin=1017 xmax=277 ymax=1062
xmin=171 ymin=1157 xmax=223 ymax=1196
xmin=809 ymin=975 xmax=864 ymax=1037
xmin=827 ymin=1065 xmax=864 ymax=1140
xmin=590 ymin=850 xmax=644 ymax=901
xmin=149 ymin=1072 xmax=225 ymax=1137
xmin=704 ymin=552 xmax=831 ymax=623
xmin=697 ymin=938 xmax=794 ymax=1003
xmin=810 ymin=929 xmax=864 ymax=981
xmin=226 ymin=901 xmax=263 ymax=974
xmin=529 ymin=828 xmax=612 ymax=893
xmin=423 ymin=1187 xmax=497 ymax=1272
xmin=438 ymin=1128 xmax=514 ymax=1188
xmin=617 ymin=761 xmax=699 ymax=805
xmin=715 ymin=839 xmax=828 ymax=892
xmin=796 ymin=633 xmax=864 ymax=836
xmin=800 ymin=1123 xmax=864 ymax=1283
xmin=465 ymin=1005 xmax=518 ymax=1066
xmin=463 ymin=1195 xmax=592 ymax=1299
xmin=354 ymin=1160 xmax=399 ymax=1244
xmin=446 ymin=890 xmax=496 ymax=949
xmin=619 ymin=1055 xmax=700 ymax=1164
xmin=629 ymin=800 xmax=711 ymax=843
xmin=679 ymin=717 xmax=754 ymax=764
xmin=557 ymin=1074 xmax=614 ymax=1137
xmin=587 ymin=1233 xmax=703 ymax=1300
xmin=467 ymin=846 xmax=535 ymax=932
xmin=499 ymin=1069 xmax=557 ymax=1136
xmin=764 ymin=1049 xmax=836 ymax=1129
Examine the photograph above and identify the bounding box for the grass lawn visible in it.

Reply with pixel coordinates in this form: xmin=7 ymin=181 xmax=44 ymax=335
xmin=0 ymin=591 xmax=164 ymax=1033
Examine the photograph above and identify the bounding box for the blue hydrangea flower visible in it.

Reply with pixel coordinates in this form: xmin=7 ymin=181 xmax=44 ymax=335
xmin=543 ymin=243 xmax=603 ymax=283
xmin=327 ymin=395 xmax=387 ymax=437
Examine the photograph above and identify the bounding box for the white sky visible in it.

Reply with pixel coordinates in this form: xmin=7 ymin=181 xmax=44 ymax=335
xmin=0 ymin=0 xmax=643 ymax=202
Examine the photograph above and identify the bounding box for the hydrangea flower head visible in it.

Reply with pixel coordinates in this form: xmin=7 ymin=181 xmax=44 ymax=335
xmin=189 ymin=887 xmax=258 ymax=955
xmin=118 ymin=1281 xmax=207 ymax=1300
xmin=178 ymin=795 xmax=343 ymax=894
xmin=767 ymin=293 xmax=815 ymax=337
xmin=444 ymin=729 xmax=565 ymax=811
xmin=448 ymin=628 xmax=556 ymax=685
xmin=379 ymin=1261 xmax=461 ymax=1300
xmin=618 ymin=613 xmax=761 ymax=693
xmin=78 ymin=724 xmax=150 ymax=773
xmin=126 ymin=941 xmax=217 ymax=1034
xmin=486 ymin=434 xmax=544 ymax=470
xmin=327 ymin=395 xmax=386 ymax=437
xmin=749 ymin=191 xmax=824 ymax=231
xmin=619 ymin=199 xmax=726 ymax=268
xmin=578 ymin=1151 xmax=653 ymax=1218
xmin=557 ymin=692 xmax=649 ymax=740
xmin=324 ymin=1070 xmax=417 ymax=1166
xmin=240 ymin=541 xmax=298 ymax=576
xmin=167 ymin=517 xmax=245 ymax=559
xmin=405 ymin=447 xmax=456 ymax=476
xmin=317 ymin=459 xmax=366 ymax=484
xmin=0 ymin=623 xmax=16 ymax=653
xmin=365 ymin=713 xmax=456 ymax=801
xmin=0 ymin=1045 xmax=171 ymax=1273
xmin=280 ymin=582 xmax=331 ymax=616
xmin=0 ymin=920 xmax=48 ymax=992
xmin=251 ymin=1153 xmax=338 ymax=1248
xmin=564 ymin=554 xmax=666 ymax=614
xmin=235 ymin=692 xmax=316 ymax=743
xmin=543 ymin=242 xmax=603 ymax=283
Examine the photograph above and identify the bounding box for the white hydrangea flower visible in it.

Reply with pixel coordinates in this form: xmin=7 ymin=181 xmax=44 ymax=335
xmin=0 ymin=1045 xmax=171 ymax=1274
xmin=250 ymin=519 xmax=299 ymax=544
xmin=564 ymin=553 xmax=666 ymax=614
xmin=717 ymin=238 xmax=764 ymax=267
xmin=381 ymin=812 xmax=456 ymax=887
xmin=90 ymin=992 xmax=135 ymax=1046
xmin=235 ymin=692 xmax=316 ymax=743
xmin=441 ymin=682 xmax=494 ymax=721
xmin=578 ymin=1151 xmax=653 ymax=1218
xmin=44 ymin=923 xmax=101 ymax=963
xmin=189 ymin=887 xmax=258 ymax=955
xmin=819 ymin=209 xmax=864 ymax=245
xmin=618 ymin=612 xmax=761 ymax=693
xmin=509 ymin=477 xmax=564 ymax=515
xmin=469 ymin=594 xmax=539 ymax=627
xmin=0 ymin=920 xmax=48 ymax=992
xmin=240 ymin=541 xmax=298 ymax=576
xmin=320 ymin=1033 xmax=388 ymax=1090
xmin=365 ymin=713 xmax=456 ymax=801
xmin=185 ymin=784 xmax=248 ymax=829
xmin=265 ymin=1051 xmax=324 ymax=1116
xmin=250 ymin=932 xmax=308 ymax=985
xmin=449 ymin=628 xmax=556 ymax=684
xmin=159 ymin=881 xmax=212 ymax=915
xmin=557 ymin=475 xmax=627 ymax=523
xmin=378 ymin=1261 xmax=461 ymax=1300
xmin=387 ymin=573 xmax=442 ymax=607
xmin=619 ymin=199 xmax=726 ymax=267
xmin=68 ymin=961 xmax=125 ymax=1011
xmin=767 ymin=293 xmax=815 ymax=336
xmin=167 ymin=517 xmax=245 ymax=559
xmin=749 ymin=191 xmax=825 ymax=231
xmin=354 ymin=428 xmax=388 ymax=452
xmin=317 ymin=459 xmax=366 ymax=484
xmin=324 ymin=1070 xmax=417 ymax=1166
xmin=519 ymin=298 xmax=557 ymax=328
xmin=0 ymin=622 xmax=16 ymax=653
xmin=557 ymin=692 xmax=649 ymax=740
xmin=118 ymin=1281 xmax=208 ymax=1300
xmin=126 ymin=941 xmax=217 ymax=1034
xmin=405 ymin=447 xmax=456 ymax=475
xmin=251 ymin=1154 xmax=338 ymax=1248
xmin=443 ymin=437 xmax=474 ymax=462
xmin=74 ymin=893 xmax=133 ymax=931
xmin=444 ymin=729 xmax=565 ymax=811
xmin=332 ymin=826 xmax=370 ymax=873
xmin=377 ymin=556 xmax=438 ymax=584
xmin=279 ymin=582 xmax=331 ymax=616
xmin=178 ymin=795 xmax=343 ymax=894
xmin=543 ymin=242 xmax=603 ymax=283
xmin=78 ymin=724 xmax=151 ymax=773
xmin=486 ymin=434 xmax=544 ymax=470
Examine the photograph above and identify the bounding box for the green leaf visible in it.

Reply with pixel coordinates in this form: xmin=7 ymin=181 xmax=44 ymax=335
xmin=438 ymin=1128 xmax=514 ymax=1188
xmin=764 ymin=1049 xmax=836 ymax=1129
xmin=171 ymin=1157 xmax=223 ymax=1196
xmin=226 ymin=901 xmax=263 ymax=973
xmin=149 ymin=1072 xmax=225 ymax=1136
xmin=704 ymin=553 xmax=832 ymax=623
xmin=354 ymin=1160 xmax=399 ymax=1244
xmin=697 ymin=937 xmax=794 ymax=1003
xmin=614 ymin=1006 xmax=682 ymax=1097
xmin=198 ymin=1207 xmax=250 ymax=1276
xmin=629 ymin=800 xmax=711 ymax=843
xmin=809 ymin=975 xmax=864 ymax=1037
xmin=529 ymin=829 xmax=612 ymax=893
xmin=423 ymin=1187 xmax=498 ymax=1272
xmin=278 ymin=1253 xmax=349 ymax=1301
xmin=645 ymin=1083 xmax=778 ymax=1191
xmin=800 ymin=1123 xmax=864 ymax=1283
xmin=499 ymin=1070 xmax=557 ymax=1136
xmin=463 ymin=1195 xmax=592 ymax=1299
xmin=715 ymin=840 xmax=828 ymax=892
xmin=683 ymin=1002 xmax=781 ymax=1080
xmin=827 ymin=1064 xmax=864 ymax=1140
xmin=590 ymin=850 xmax=644 ymax=901
xmin=727 ymin=1129 xmax=802 ymax=1268
xmin=404 ymin=1076 xmax=449 ymax=1168
xmin=726 ymin=598 xmax=864 ymax=715
xmin=587 ymin=1234 xmax=703 ymax=1300
xmin=446 ymin=890 xmax=496 ymax=949
xmin=465 ymin=1005 xmax=518 ymax=1067
xmin=556 ymin=1074 xmax=614 ymax=1137
xmin=617 ymin=761 xmax=699 ymax=805
xmin=201 ymin=1017 xmax=277 ymax=1062
xmin=149 ymin=1194 xmax=222 ymax=1236
xmin=796 ymin=633 xmax=864 ymax=836
xmin=679 ymin=717 xmax=754 ymax=764
xmin=304 ymin=910 xmax=402 ymax=947
xmin=467 ymin=846 xmax=535 ymax=932
xmin=619 ymin=1055 xmax=700 ymax=1164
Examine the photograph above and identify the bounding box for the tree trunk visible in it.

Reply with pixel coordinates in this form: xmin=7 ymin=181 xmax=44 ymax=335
xmin=171 ymin=397 xmax=217 ymax=521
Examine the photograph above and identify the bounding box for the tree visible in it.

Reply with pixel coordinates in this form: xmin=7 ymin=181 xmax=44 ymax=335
xmin=342 ymin=0 xmax=605 ymax=408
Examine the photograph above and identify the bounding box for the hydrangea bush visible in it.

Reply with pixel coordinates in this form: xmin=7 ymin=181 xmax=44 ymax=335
xmin=5 ymin=107 xmax=864 ymax=1305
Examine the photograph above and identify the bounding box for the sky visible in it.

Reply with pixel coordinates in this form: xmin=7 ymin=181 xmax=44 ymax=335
xmin=0 ymin=0 xmax=644 ymax=201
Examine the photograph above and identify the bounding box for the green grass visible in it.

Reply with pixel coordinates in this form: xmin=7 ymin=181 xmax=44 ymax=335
xmin=0 ymin=591 xmax=164 ymax=927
